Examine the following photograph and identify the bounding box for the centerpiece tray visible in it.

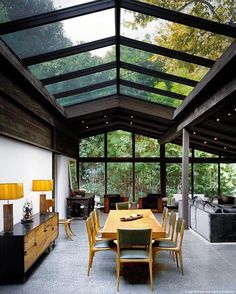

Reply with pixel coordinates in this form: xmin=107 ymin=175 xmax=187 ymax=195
xmin=120 ymin=214 xmax=143 ymax=222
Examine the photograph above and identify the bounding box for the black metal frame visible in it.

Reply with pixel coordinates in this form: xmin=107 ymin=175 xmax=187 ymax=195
xmin=0 ymin=0 xmax=235 ymax=156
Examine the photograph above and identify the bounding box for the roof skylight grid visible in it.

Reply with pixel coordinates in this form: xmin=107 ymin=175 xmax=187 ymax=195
xmin=0 ymin=0 xmax=235 ymax=110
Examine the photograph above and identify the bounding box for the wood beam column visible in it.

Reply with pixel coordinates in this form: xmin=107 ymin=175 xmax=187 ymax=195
xmin=182 ymin=129 xmax=190 ymax=229
xmin=160 ymin=144 xmax=166 ymax=197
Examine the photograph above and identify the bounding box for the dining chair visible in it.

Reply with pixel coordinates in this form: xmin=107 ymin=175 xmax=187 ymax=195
xmin=161 ymin=207 xmax=169 ymax=231
xmin=116 ymin=228 xmax=153 ymax=291
xmin=94 ymin=208 xmax=103 ymax=230
xmin=86 ymin=216 xmax=116 ymax=276
xmin=159 ymin=211 xmax=176 ymax=241
xmin=152 ymin=217 xmax=185 ymax=275
xmin=90 ymin=210 xmax=110 ymax=241
xmin=115 ymin=201 xmax=129 ymax=210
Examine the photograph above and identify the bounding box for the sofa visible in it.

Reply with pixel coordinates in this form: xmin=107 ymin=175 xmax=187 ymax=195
xmin=190 ymin=199 xmax=236 ymax=242
xmin=138 ymin=193 xmax=163 ymax=213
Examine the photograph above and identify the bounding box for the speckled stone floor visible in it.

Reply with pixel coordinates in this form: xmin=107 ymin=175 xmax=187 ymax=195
xmin=1 ymin=211 xmax=236 ymax=294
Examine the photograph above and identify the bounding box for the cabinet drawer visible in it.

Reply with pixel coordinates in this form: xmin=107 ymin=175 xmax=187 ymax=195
xmin=24 ymin=230 xmax=35 ymax=251
xmin=35 ymin=224 xmax=45 ymax=244
xmin=24 ymin=245 xmax=38 ymax=272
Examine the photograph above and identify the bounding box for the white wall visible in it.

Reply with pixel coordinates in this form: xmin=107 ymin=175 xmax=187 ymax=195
xmin=55 ymin=155 xmax=74 ymax=219
xmin=0 ymin=136 xmax=52 ymax=231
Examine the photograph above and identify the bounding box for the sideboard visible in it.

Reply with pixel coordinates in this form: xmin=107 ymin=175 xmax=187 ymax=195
xmin=0 ymin=212 xmax=58 ymax=283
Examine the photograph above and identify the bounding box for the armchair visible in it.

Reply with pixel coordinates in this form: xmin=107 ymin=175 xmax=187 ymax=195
xmin=138 ymin=193 xmax=163 ymax=212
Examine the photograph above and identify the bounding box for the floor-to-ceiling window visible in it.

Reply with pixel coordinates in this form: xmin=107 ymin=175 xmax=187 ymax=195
xmin=78 ymin=131 xmax=236 ymax=201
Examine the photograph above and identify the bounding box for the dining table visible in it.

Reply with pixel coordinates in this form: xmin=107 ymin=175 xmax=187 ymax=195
xmin=101 ymin=209 xmax=166 ymax=239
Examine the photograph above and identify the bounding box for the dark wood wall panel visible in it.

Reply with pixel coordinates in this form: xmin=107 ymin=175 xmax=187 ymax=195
xmin=0 ymin=95 xmax=52 ymax=148
xmin=54 ymin=129 xmax=77 ymax=157
xmin=0 ymin=64 xmax=78 ymax=156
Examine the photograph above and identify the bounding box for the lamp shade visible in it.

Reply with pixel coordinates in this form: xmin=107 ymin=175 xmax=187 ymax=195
xmin=0 ymin=183 xmax=24 ymax=200
xmin=32 ymin=180 xmax=53 ymax=192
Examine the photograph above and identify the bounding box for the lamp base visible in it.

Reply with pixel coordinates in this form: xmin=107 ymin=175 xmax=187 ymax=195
xmin=3 ymin=203 xmax=13 ymax=233
xmin=40 ymin=194 xmax=47 ymax=214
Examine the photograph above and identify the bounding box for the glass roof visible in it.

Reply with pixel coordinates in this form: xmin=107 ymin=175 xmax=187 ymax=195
xmin=121 ymin=9 xmax=234 ymax=60
xmin=120 ymin=45 xmax=209 ymax=81
xmin=29 ymin=46 xmax=115 ymax=79
xmin=58 ymin=85 xmax=117 ymax=107
xmin=137 ymin=0 xmax=236 ymax=27
xmin=46 ymin=69 xmax=116 ymax=94
xmin=120 ymin=68 xmax=193 ymax=96
xmin=0 ymin=1 xmax=97 ymax=23
xmin=2 ymin=9 xmax=115 ymax=58
xmin=120 ymin=85 xmax=182 ymax=108
xmin=0 ymin=0 xmax=234 ymax=111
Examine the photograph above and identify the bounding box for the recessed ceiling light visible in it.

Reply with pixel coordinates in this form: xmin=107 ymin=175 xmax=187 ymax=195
xmin=227 ymin=113 xmax=231 ymax=116
xmin=104 ymin=115 xmax=107 ymax=118
xmin=224 ymin=146 xmax=227 ymax=150
xmin=82 ymin=120 xmax=85 ymax=123
xmin=193 ymin=131 xmax=196 ymax=135
xmin=204 ymin=141 xmax=207 ymax=144
xmin=130 ymin=122 xmax=133 ymax=125
xmin=86 ymin=126 xmax=89 ymax=129
xmin=106 ymin=121 xmax=109 ymax=125
xmin=214 ymin=137 xmax=218 ymax=141
xmin=234 ymin=108 xmax=236 ymax=111
xmin=130 ymin=115 xmax=133 ymax=119
xmin=216 ymin=118 xmax=220 ymax=122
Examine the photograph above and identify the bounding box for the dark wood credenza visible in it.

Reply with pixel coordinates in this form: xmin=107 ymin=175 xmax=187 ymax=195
xmin=67 ymin=193 xmax=95 ymax=219
xmin=0 ymin=212 xmax=58 ymax=283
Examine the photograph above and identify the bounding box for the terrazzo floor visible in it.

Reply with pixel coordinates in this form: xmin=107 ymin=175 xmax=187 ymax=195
xmin=0 ymin=211 xmax=236 ymax=294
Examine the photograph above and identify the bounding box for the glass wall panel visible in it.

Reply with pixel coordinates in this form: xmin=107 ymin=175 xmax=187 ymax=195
xmin=57 ymin=85 xmax=117 ymax=106
xmin=0 ymin=0 xmax=97 ymax=23
xmin=120 ymin=45 xmax=208 ymax=82
xmin=2 ymin=9 xmax=115 ymax=58
xmin=220 ymin=163 xmax=236 ymax=196
xmin=29 ymin=46 xmax=116 ymax=79
xmin=107 ymin=130 xmax=132 ymax=157
xmin=80 ymin=135 xmax=104 ymax=157
xmin=137 ymin=0 xmax=235 ymax=27
xmin=120 ymin=68 xmax=193 ymax=96
xmin=194 ymin=149 xmax=218 ymax=158
xmin=135 ymin=163 xmax=160 ymax=198
xmin=121 ymin=9 xmax=233 ymax=60
xmin=194 ymin=163 xmax=218 ymax=198
xmin=120 ymin=85 xmax=182 ymax=108
xmin=46 ymin=69 xmax=116 ymax=94
xmin=135 ymin=134 xmax=159 ymax=157
xmin=107 ymin=163 xmax=132 ymax=198
xmin=165 ymin=143 xmax=182 ymax=157
xmin=79 ymin=162 xmax=105 ymax=195
xmin=166 ymin=163 xmax=182 ymax=196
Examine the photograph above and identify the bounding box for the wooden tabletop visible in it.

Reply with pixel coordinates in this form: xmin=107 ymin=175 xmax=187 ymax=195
xmin=101 ymin=209 xmax=166 ymax=239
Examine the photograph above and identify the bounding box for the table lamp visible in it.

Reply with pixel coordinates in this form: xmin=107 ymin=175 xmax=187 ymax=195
xmin=32 ymin=180 xmax=53 ymax=214
xmin=0 ymin=183 xmax=24 ymax=233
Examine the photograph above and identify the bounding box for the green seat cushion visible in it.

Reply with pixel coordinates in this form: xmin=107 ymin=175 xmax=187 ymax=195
xmin=120 ymin=249 xmax=149 ymax=259
xmin=152 ymin=240 xmax=176 ymax=248
xmin=94 ymin=240 xmax=116 ymax=249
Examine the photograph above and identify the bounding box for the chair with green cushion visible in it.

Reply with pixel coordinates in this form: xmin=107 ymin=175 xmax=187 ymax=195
xmin=152 ymin=217 xmax=185 ymax=275
xmin=116 ymin=228 xmax=153 ymax=291
xmin=116 ymin=201 xmax=129 ymax=210
xmin=86 ymin=216 xmax=116 ymax=276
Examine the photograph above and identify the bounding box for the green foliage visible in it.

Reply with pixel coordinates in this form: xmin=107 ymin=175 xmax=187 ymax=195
xmin=107 ymin=130 xmax=132 ymax=157
xmin=80 ymin=135 xmax=104 ymax=157
xmin=125 ymin=0 xmax=234 ymax=80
